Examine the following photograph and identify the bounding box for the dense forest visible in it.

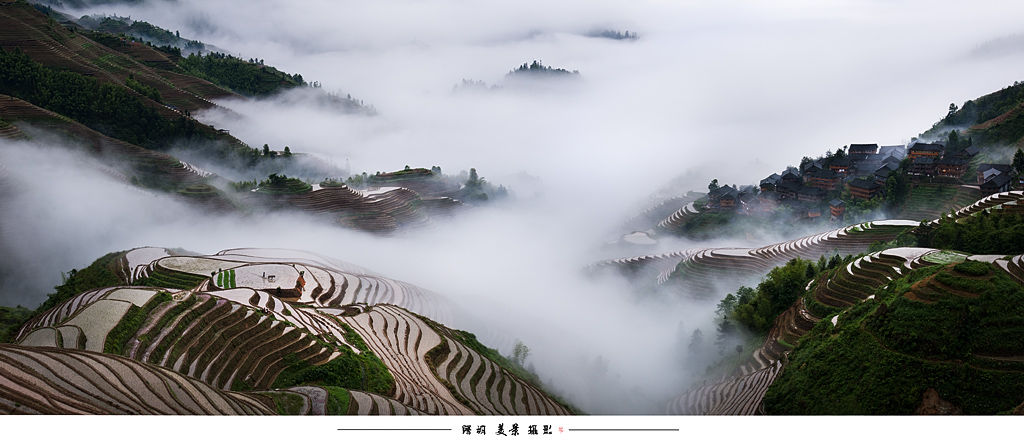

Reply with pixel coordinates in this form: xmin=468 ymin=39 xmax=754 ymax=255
xmin=0 ymin=47 xmax=205 ymax=149
xmin=179 ymin=52 xmax=306 ymax=97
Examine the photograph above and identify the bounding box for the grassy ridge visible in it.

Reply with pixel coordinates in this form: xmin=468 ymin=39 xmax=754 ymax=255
xmin=271 ymin=322 xmax=394 ymax=396
xmin=763 ymin=261 xmax=1024 ymax=414
xmin=1 ymin=251 xmax=123 ymax=344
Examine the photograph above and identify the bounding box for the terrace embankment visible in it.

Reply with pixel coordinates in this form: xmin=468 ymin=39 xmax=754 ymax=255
xmin=0 ymin=343 xmax=274 ymax=414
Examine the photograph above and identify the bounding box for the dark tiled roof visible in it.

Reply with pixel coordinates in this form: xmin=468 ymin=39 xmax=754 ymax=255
xmin=850 ymin=178 xmax=882 ymax=190
xmin=936 ymin=157 xmax=969 ymax=166
xmin=848 ymin=143 xmax=879 ymax=154
xmin=829 ymin=199 xmax=845 ymax=207
xmin=809 ymin=169 xmax=839 ymax=179
xmin=909 ymin=142 xmax=944 ymax=152
xmin=799 ymin=187 xmax=827 ymax=196
xmin=709 ymin=184 xmax=736 ymax=198
xmin=777 ymin=181 xmax=801 ymax=191
xmin=760 ymin=173 xmax=781 ymax=185
xmin=879 ymin=145 xmax=907 ymax=157
xmin=982 ymin=174 xmax=1012 ymax=189
xmin=979 ymin=163 xmax=1011 ymax=173
xmin=830 ymin=157 xmax=853 ymax=167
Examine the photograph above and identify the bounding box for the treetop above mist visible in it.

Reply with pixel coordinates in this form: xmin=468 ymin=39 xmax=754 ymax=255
xmin=453 ymin=60 xmax=581 ymax=93
xmin=586 ymin=29 xmax=638 ymax=40
xmin=506 ymin=60 xmax=580 ymax=78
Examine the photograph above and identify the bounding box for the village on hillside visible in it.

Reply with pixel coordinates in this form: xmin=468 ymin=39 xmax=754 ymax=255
xmin=702 ymin=140 xmax=1020 ymax=225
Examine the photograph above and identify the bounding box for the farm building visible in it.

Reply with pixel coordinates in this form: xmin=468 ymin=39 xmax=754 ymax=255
xmin=849 ymin=178 xmax=882 ymax=200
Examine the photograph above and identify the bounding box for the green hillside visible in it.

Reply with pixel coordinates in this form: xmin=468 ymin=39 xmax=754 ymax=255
xmin=922 ymin=80 xmax=1024 ymax=147
xmin=763 ymin=260 xmax=1024 ymax=414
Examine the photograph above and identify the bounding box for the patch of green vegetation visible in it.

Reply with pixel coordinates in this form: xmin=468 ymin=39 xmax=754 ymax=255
xmin=763 ymin=262 xmax=1024 ymax=414
xmin=215 ymin=269 xmax=236 ymax=289
xmin=260 ymin=391 xmax=307 ymax=415
xmin=680 ymin=212 xmax=734 ymax=240
xmin=134 ymin=267 xmax=207 ymax=290
xmin=919 ymin=210 xmax=1024 ymax=255
xmin=148 ymin=296 xmax=216 ymax=364
xmin=1 ymin=251 xmax=123 ymax=344
xmin=178 ymin=52 xmax=305 ymax=97
xmin=254 ymin=173 xmax=312 ymax=195
xmin=85 ymin=16 xmax=204 ymax=54
xmin=134 ymin=295 xmax=196 ymax=362
xmin=272 ymin=345 xmax=394 ymax=396
xmin=0 ymin=47 xmax=207 ymax=150
xmin=103 ymin=291 xmax=171 ymax=355
xmin=0 ymin=306 xmax=33 ymax=344
xmin=125 ymin=74 xmax=162 ymax=103
xmin=803 ymin=287 xmax=843 ymax=318
xmin=867 ymin=231 xmax=918 ymax=253
xmin=42 ymin=252 xmax=124 ymax=314
xmin=954 ymin=259 xmax=992 ymax=276
xmin=324 ymin=386 xmax=351 ymax=415
xmin=319 ymin=180 xmax=348 ymax=188
xmin=899 ymin=183 xmax=966 ymax=220
xmin=718 ymin=258 xmax=817 ymax=334
xmin=922 ymin=250 xmax=969 ymax=265
xmin=413 ymin=312 xmax=580 ymax=414
xmin=924 ymin=80 xmax=1024 ymax=146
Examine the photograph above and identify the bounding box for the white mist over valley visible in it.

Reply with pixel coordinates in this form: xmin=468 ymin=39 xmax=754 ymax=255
xmin=5 ymin=0 xmax=1024 ymax=414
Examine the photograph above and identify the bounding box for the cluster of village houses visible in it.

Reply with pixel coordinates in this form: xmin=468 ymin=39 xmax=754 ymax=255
xmin=704 ymin=142 xmax=1016 ymax=222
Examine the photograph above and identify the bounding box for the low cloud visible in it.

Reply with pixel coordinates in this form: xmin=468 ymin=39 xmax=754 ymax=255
xmin=15 ymin=0 xmax=1024 ymax=413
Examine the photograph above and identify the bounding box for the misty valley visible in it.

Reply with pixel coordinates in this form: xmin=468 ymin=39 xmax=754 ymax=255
xmin=3 ymin=0 xmax=1024 ymax=420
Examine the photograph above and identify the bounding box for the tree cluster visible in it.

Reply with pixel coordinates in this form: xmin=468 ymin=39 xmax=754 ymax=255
xmin=506 ymin=60 xmax=580 ymax=77
xmin=178 ymin=52 xmax=306 ymax=97
xmin=717 ymin=257 xmax=823 ymax=334
xmin=0 ymin=47 xmax=204 ymax=149
xmin=918 ymin=210 xmax=1024 ymax=255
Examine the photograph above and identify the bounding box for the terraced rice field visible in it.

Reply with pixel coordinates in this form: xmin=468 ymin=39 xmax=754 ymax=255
xmin=156 ymin=256 xmax=245 ymax=279
xmin=0 ymin=344 xmax=274 ymax=414
xmin=900 ymin=184 xmax=983 ymax=222
xmin=657 ymin=201 xmax=702 ymax=234
xmin=335 ymin=305 xmax=473 ymax=415
xmin=667 ymin=361 xmax=782 ymax=415
xmin=430 ymin=326 xmax=573 ymax=416
xmin=585 ymin=249 xmax=698 ymax=284
xmin=348 ymin=390 xmax=426 ymax=415
xmin=12 ymin=247 xmax=570 ymax=416
xmin=921 ymin=250 xmax=969 ymax=265
xmin=246 ymin=182 xmax=442 ymax=234
xmin=664 ymin=220 xmax=919 ymax=295
xmin=995 ymin=254 xmax=1024 ymax=286
xmin=15 ymin=287 xmax=162 ymax=341
xmin=946 ymin=190 xmax=1024 ymax=222
xmin=668 ymin=247 xmax=964 ymax=415
xmin=621 ymin=194 xmax=699 ymax=232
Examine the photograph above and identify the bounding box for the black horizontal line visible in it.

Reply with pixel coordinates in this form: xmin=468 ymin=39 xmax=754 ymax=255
xmin=569 ymin=425 xmax=679 ymax=429
xmin=335 ymin=425 xmax=452 ymax=429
